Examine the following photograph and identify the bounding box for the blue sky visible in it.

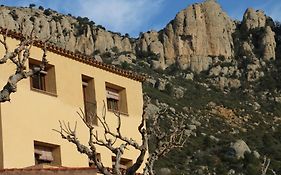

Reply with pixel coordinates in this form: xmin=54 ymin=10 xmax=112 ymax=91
xmin=0 ymin=0 xmax=280 ymax=37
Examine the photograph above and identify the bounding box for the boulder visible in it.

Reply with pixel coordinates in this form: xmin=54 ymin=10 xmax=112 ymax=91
xmin=172 ymin=87 xmax=185 ymax=99
xmin=230 ymin=139 xmax=251 ymax=159
xmin=144 ymin=103 xmax=159 ymax=119
xmin=94 ymin=55 xmax=103 ymax=62
xmin=112 ymin=54 xmax=135 ymax=65
xmin=209 ymin=65 xmax=222 ymax=77
xmin=155 ymin=78 xmax=168 ymax=91
xmin=158 ymin=168 xmax=171 ymax=175
xmin=261 ymin=26 xmax=276 ymax=60
xmin=185 ymin=72 xmax=194 ymax=80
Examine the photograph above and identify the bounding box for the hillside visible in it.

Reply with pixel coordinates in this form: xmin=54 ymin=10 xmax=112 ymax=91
xmin=1 ymin=0 xmax=281 ymax=174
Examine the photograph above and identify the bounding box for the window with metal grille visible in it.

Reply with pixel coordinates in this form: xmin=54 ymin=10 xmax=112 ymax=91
xmin=29 ymin=59 xmax=57 ymax=95
xmin=105 ymin=82 xmax=128 ymax=114
xmin=34 ymin=141 xmax=61 ymax=166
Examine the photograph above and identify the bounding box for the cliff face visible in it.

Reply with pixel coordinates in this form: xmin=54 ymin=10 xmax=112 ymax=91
xmin=238 ymin=8 xmax=276 ymax=61
xmin=0 ymin=0 xmax=277 ymax=74
xmin=137 ymin=0 xmax=236 ymax=72
xmin=137 ymin=0 xmax=276 ymax=73
xmin=0 ymin=6 xmax=134 ymax=56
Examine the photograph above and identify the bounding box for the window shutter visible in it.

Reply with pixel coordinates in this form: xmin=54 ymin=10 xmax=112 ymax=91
xmin=35 ymin=148 xmax=54 ymax=161
xmin=106 ymin=88 xmax=119 ymax=100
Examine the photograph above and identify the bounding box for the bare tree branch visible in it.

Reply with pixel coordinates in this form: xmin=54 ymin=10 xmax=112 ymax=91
xmin=0 ymin=29 xmax=48 ymax=103
xmin=53 ymin=120 xmax=112 ymax=175
xmin=261 ymin=156 xmax=271 ymax=175
xmin=56 ymin=95 xmax=189 ymax=175
xmin=143 ymin=106 xmax=188 ymax=175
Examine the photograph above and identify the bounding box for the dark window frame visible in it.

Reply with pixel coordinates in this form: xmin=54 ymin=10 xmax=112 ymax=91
xmin=105 ymin=83 xmax=128 ymax=115
xmin=29 ymin=58 xmax=57 ymax=96
xmin=34 ymin=141 xmax=61 ymax=166
xmin=82 ymin=75 xmax=97 ymax=125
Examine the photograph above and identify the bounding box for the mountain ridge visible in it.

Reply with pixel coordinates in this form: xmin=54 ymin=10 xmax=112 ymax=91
xmin=0 ymin=0 xmax=276 ymax=75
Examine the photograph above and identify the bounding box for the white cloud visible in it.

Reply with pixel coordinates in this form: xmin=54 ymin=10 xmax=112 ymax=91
xmin=72 ymin=0 xmax=164 ymax=36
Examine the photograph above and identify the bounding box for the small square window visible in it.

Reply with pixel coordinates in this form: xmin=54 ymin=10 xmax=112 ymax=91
xmin=29 ymin=59 xmax=57 ymax=95
xmin=105 ymin=83 xmax=128 ymax=114
xmin=34 ymin=141 xmax=61 ymax=166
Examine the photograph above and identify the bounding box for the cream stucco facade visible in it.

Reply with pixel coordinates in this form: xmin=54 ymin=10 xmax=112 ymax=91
xmin=0 ymin=33 xmax=145 ymax=173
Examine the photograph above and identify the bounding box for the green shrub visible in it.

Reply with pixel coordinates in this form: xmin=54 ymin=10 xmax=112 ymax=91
xmin=121 ymin=61 xmax=130 ymax=69
xmin=111 ymin=46 xmax=119 ymax=53
xmin=29 ymin=4 xmax=36 ymax=8
xmin=38 ymin=6 xmax=44 ymax=10
xmin=29 ymin=16 xmax=35 ymax=22
xmin=93 ymin=50 xmax=100 ymax=55
xmin=101 ymin=52 xmax=111 ymax=58
xmin=164 ymin=83 xmax=173 ymax=95
xmin=52 ymin=15 xmax=63 ymax=22
xmin=43 ymin=9 xmax=52 ymax=16
xmin=9 ymin=10 xmax=18 ymax=20
xmin=136 ymin=50 xmax=159 ymax=60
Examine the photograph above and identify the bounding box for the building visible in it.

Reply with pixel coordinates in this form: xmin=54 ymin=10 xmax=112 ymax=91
xmin=0 ymin=29 xmax=146 ymax=173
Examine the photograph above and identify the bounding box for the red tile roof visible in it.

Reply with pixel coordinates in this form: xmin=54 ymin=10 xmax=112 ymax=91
xmin=0 ymin=166 xmax=142 ymax=175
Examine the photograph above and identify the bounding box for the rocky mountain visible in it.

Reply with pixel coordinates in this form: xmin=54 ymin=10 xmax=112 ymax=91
xmin=0 ymin=5 xmax=134 ymax=55
xmin=137 ymin=0 xmax=236 ymax=71
xmin=0 ymin=0 xmax=276 ymax=73
xmin=2 ymin=0 xmax=281 ymax=174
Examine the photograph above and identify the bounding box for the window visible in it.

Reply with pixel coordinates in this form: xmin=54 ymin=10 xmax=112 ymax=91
xmin=106 ymin=88 xmax=119 ymax=111
xmin=82 ymin=75 xmax=97 ymax=125
xmin=29 ymin=59 xmax=57 ymax=95
xmin=105 ymin=83 xmax=128 ymax=114
xmin=31 ymin=69 xmax=47 ymax=91
xmin=112 ymin=156 xmax=132 ymax=170
xmin=34 ymin=141 xmax=61 ymax=166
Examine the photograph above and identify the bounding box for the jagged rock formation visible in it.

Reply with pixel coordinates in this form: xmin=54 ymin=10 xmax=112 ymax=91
xmin=239 ymin=8 xmax=276 ymax=61
xmin=137 ymin=1 xmax=276 ymax=75
xmin=0 ymin=6 xmax=134 ymax=56
xmin=137 ymin=0 xmax=236 ymax=72
xmin=242 ymin=8 xmax=267 ymax=30
xmin=0 ymin=0 xmax=277 ymax=75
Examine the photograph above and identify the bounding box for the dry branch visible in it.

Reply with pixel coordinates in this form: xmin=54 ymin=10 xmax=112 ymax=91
xmin=56 ymin=97 xmax=189 ymax=175
xmin=0 ymin=29 xmax=48 ymax=103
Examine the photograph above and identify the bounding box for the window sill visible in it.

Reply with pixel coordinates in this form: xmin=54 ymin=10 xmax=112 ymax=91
xmin=108 ymin=109 xmax=129 ymax=117
xmin=30 ymin=87 xmax=58 ymax=97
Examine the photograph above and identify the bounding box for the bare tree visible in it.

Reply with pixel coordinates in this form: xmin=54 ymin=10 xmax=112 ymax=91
xmin=55 ymin=98 xmax=188 ymax=175
xmin=261 ymin=156 xmax=277 ymax=175
xmin=0 ymin=29 xmax=48 ymax=103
